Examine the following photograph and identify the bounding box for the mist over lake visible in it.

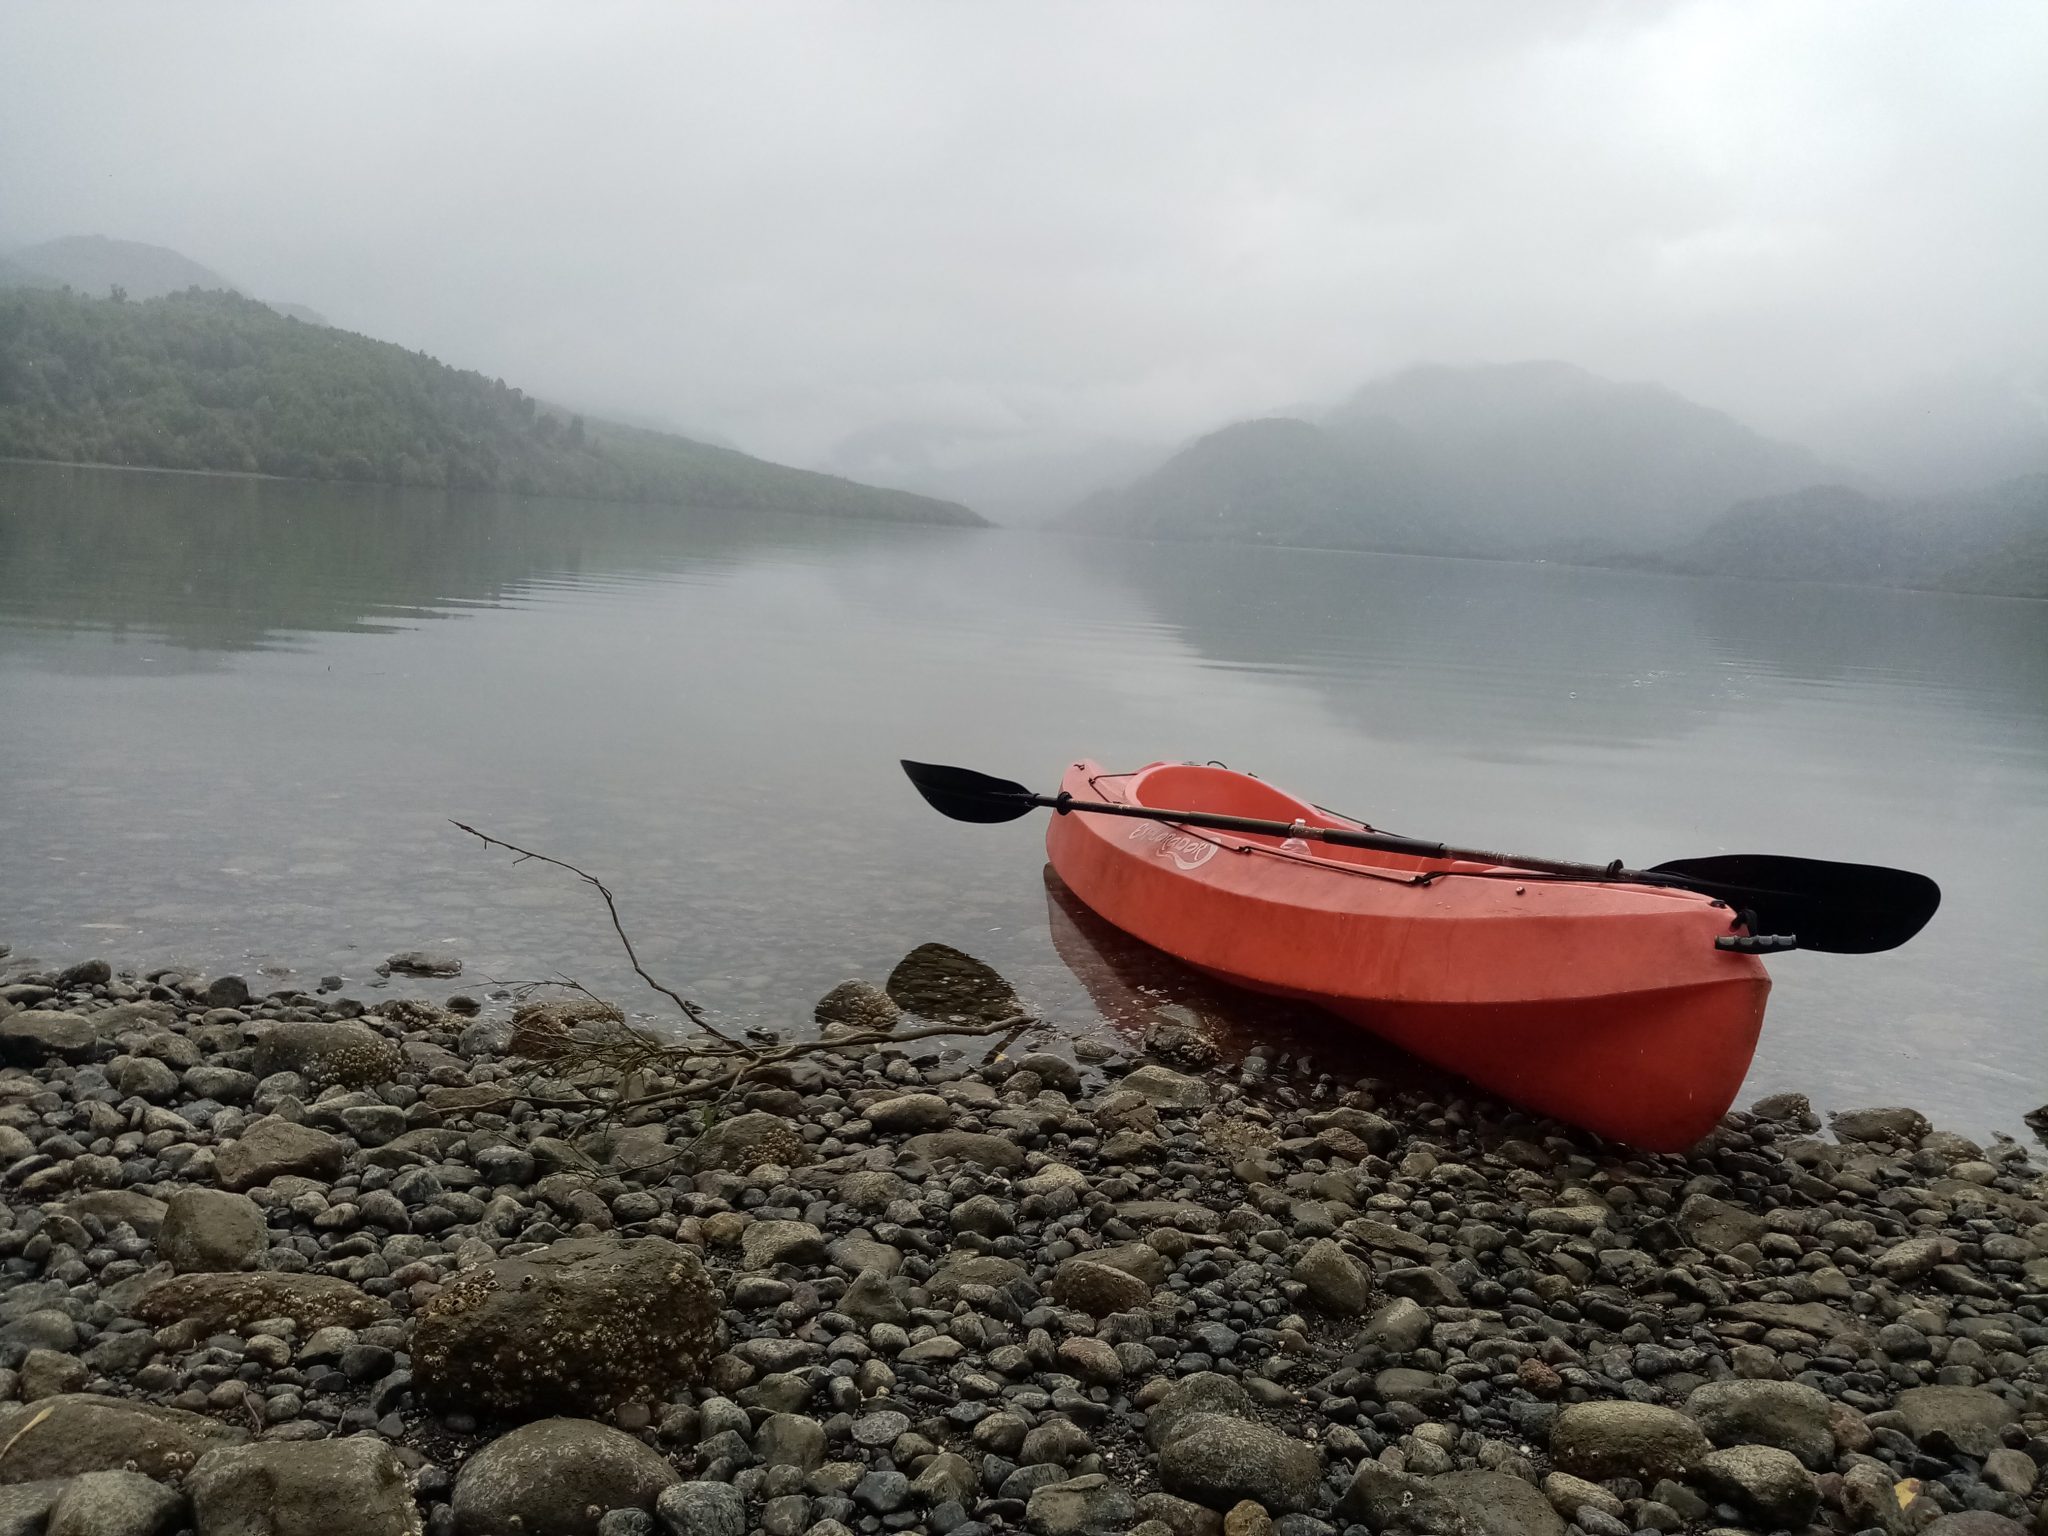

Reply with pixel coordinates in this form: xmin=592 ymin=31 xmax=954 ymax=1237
xmin=3 ymin=460 xmax=2042 ymax=1138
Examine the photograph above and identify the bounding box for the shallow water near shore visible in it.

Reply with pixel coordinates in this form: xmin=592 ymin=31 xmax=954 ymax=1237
xmin=2 ymin=461 xmax=2045 ymax=1139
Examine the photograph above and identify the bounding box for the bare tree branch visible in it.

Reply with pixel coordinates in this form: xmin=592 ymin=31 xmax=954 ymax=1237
xmin=451 ymin=819 xmax=754 ymax=1055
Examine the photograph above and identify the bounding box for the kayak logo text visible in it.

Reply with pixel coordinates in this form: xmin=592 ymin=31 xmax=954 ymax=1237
xmin=1127 ymin=822 xmax=1218 ymax=870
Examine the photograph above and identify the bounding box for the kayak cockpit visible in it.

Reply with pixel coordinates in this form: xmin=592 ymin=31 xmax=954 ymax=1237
xmin=1117 ymin=762 xmax=1466 ymax=877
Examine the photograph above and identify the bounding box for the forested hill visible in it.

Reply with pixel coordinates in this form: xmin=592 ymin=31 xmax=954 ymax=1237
xmin=1071 ymin=362 xmax=1835 ymax=556
xmin=1671 ymin=475 xmax=2048 ymax=599
xmin=0 ymin=287 xmax=984 ymax=525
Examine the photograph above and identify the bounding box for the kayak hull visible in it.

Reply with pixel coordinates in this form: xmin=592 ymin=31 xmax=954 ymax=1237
xmin=1045 ymin=760 xmax=1769 ymax=1151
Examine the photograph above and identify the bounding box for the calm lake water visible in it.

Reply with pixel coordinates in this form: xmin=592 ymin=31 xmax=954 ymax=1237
xmin=3 ymin=461 xmax=2044 ymax=1139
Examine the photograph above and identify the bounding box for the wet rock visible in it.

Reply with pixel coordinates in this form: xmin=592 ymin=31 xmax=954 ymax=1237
xmin=1540 ymin=1471 xmax=1624 ymax=1525
xmin=188 ymin=1437 xmax=420 ymax=1536
xmin=215 ymin=1115 xmax=349 ymax=1189
xmin=1291 ymin=1239 xmax=1371 ymax=1314
xmin=742 ymin=1220 xmax=828 ymax=1269
xmin=814 ymin=981 xmax=901 ymax=1033
xmin=159 ymin=1187 xmax=268 ymax=1273
xmin=903 ymin=1131 xmax=1027 ymax=1171
xmin=134 ymin=1271 xmax=389 ymax=1332
xmin=202 ymin=974 xmax=252 ymax=1008
xmin=0 ymin=1011 xmax=99 ymax=1065
xmin=59 ymin=1187 xmax=168 ymax=1237
xmin=689 ymin=1111 xmax=809 ymax=1171
xmin=1675 ymin=1194 xmax=1765 ymax=1255
xmin=837 ymin=1269 xmax=909 ymax=1326
xmin=19 ymin=1348 xmax=87 ymax=1399
xmin=1121 ymin=1065 xmax=1211 ymax=1109
xmin=1982 ymin=1448 xmax=2038 ymax=1497
xmin=0 ymin=1394 xmax=245 ymax=1480
xmin=1053 ymin=1257 xmax=1153 ymax=1316
xmin=1693 ymin=1444 xmax=1819 ymax=1528
xmin=656 ymin=1481 xmax=746 ymax=1536
xmin=415 ymin=1236 xmax=721 ymax=1419
xmin=1426 ymin=1471 xmax=1564 ymax=1536
xmin=1873 ymin=1234 xmax=1949 ymax=1282
xmin=1894 ymin=1384 xmax=2019 ymax=1457
xmin=1550 ymin=1401 xmax=1711 ymax=1482
xmin=1157 ymin=1414 xmax=1323 ymax=1514
xmin=45 ymin=1470 xmax=186 ymax=1536
xmin=252 ymin=1021 xmax=402 ymax=1089
xmin=755 ymin=1413 xmax=827 ymax=1472
xmin=1829 ymin=1105 xmax=1931 ymax=1145
xmin=1027 ymin=1474 xmax=1137 ymax=1536
xmin=0 ymin=1481 xmax=67 ymax=1536
xmin=55 ymin=957 xmax=112 ymax=988
xmin=383 ymin=950 xmax=462 ymax=977
xmin=866 ymin=1093 xmax=955 ymax=1132
xmin=1683 ymin=1379 xmax=1836 ymax=1467
xmin=452 ymin=1418 xmax=678 ymax=1536
xmin=1361 ymin=1297 xmax=1431 ymax=1354
xmin=1749 ymin=1091 xmax=1819 ymax=1129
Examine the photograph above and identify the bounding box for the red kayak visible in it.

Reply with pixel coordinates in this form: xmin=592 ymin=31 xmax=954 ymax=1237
xmin=1045 ymin=760 xmax=1770 ymax=1150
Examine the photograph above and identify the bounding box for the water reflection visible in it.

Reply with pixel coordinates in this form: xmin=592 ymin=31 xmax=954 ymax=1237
xmin=1040 ymin=865 xmax=1454 ymax=1097
xmin=0 ymin=461 xmax=959 ymax=665
xmin=1073 ymin=534 xmax=2048 ymax=754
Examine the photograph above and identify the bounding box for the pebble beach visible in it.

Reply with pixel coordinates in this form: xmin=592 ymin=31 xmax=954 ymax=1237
xmin=4 ymin=949 xmax=2048 ymax=1536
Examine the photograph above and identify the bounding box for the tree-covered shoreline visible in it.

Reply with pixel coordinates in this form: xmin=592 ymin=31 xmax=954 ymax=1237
xmin=0 ymin=287 xmax=984 ymax=525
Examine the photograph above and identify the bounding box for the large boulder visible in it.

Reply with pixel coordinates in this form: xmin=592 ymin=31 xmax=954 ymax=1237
xmin=46 ymin=1471 xmax=186 ymax=1536
xmin=1694 ymin=1444 xmax=1820 ymax=1528
xmin=251 ymin=1022 xmax=402 ymax=1089
xmin=1550 ymin=1401 xmax=1711 ymax=1482
xmin=187 ymin=1438 xmax=420 ymax=1536
xmin=0 ymin=1011 xmax=100 ymax=1066
xmin=1829 ymin=1105 xmax=1931 ymax=1145
xmin=1293 ymin=1239 xmax=1372 ymax=1314
xmin=1676 ymin=1194 xmax=1765 ymax=1256
xmin=1157 ymin=1414 xmax=1324 ymax=1514
xmin=214 ymin=1116 xmax=349 ymax=1190
xmin=903 ymin=1131 xmax=1027 ymax=1171
xmin=451 ymin=1418 xmax=677 ymax=1536
xmin=1119 ymin=1065 xmax=1211 ymax=1109
xmin=0 ymin=1394 xmax=245 ymax=1480
xmin=1684 ymin=1379 xmax=1836 ymax=1467
xmin=159 ymin=1187 xmax=268 ymax=1273
xmin=59 ymin=1188 xmax=168 ymax=1238
xmin=414 ymin=1236 xmax=722 ymax=1419
xmin=1340 ymin=1465 xmax=1563 ymax=1536
xmin=1895 ymin=1386 xmax=2019 ymax=1457
xmin=1051 ymin=1258 xmax=1152 ymax=1316
xmin=1145 ymin=1374 xmax=1253 ymax=1450
xmin=1027 ymin=1473 xmax=1137 ymax=1536
xmin=687 ymin=1111 xmax=808 ymax=1172
xmin=0 ymin=1483 xmax=67 ymax=1535
xmin=133 ymin=1272 xmax=388 ymax=1333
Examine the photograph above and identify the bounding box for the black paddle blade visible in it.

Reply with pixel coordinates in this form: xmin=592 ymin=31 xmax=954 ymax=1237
xmin=900 ymin=760 xmax=1041 ymax=824
xmin=1648 ymin=853 xmax=1941 ymax=955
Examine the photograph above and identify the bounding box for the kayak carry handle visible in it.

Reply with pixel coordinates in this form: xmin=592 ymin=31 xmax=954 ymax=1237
xmin=1715 ymin=933 xmax=1798 ymax=953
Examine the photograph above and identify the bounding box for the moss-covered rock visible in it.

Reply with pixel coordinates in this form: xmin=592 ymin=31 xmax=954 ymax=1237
xmin=413 ymin=1236 xmax=722 ymax=1420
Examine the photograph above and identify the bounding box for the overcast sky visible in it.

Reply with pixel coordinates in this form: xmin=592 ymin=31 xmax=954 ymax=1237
xmin=3 ymin=1 xmax=2043 ymax=474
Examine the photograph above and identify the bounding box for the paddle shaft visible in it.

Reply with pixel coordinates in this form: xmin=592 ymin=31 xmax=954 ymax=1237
xmin=1024 ymin=791 xmax=1685 ymax=891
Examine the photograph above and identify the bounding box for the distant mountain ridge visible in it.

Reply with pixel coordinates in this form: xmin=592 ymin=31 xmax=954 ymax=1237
xmin=1672 ymin=474 xmax=2048 ymax=598
xmin=1074 ymin=361 xmax=1841 ymax=557
xmin=2 ymin=234 xmax=329 ymax=326
xmin=0 ymin=286 xmax=982 ymax=525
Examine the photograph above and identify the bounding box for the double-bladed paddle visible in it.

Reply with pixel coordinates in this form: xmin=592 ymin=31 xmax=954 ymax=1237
xmin=900 ymin=760 xmax=1940 ymax=956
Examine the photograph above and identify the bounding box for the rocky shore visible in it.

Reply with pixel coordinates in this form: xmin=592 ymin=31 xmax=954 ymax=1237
xmin=4 ymin=952 xmax=2048 ymax=1536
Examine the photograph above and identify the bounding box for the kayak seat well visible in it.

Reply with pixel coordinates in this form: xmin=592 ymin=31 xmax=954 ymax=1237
xmin=1124 ymin=763 xmax=1449 ymax=875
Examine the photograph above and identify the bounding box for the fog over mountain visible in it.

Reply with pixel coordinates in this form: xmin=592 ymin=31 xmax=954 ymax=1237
xmin=1 ymin=2 xmax=2042 ymax=501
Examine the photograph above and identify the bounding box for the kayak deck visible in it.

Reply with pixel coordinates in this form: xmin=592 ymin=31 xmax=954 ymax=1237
xmin=1044 ymin=760 xmax=1769 ymax=1150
